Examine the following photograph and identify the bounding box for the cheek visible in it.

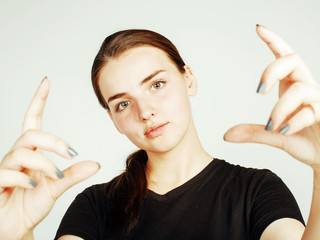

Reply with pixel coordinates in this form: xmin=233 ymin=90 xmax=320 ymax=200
xmin=161 ymin=86 xmax=191 ymax=117
xmin=112 ymin=113 xmax=133 ymax=135
xmin=113 ymin=113 xmax=145 ymax=148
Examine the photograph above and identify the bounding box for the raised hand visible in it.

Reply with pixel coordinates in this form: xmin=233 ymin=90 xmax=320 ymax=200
xmin=224 ymin=25 xmax=320 ymax=168
xmin=0 ymin=78 xmax=100 ymax=240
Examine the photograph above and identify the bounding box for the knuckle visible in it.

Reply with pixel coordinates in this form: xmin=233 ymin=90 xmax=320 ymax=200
xmin=310 ymin=103 xmax=320 ymax=120
xmin=0 ymin=152 xmax=10 ymax=167
xmin=291 ymin=82 xmax=304 ymax=93
xmin=288 ymin=52 xmax=300 ymax=60
xmin=290 ymin=53 xmax=304 ymax=66
xmin=8 ymin=148 xmax=25 ymax=165
xmin=10 ymin=148 xmax=25 ymax=159
xmin=21 ymin=129 xmax=37 ymax=142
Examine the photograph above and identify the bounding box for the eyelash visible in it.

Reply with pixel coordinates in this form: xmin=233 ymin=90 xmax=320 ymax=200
xmin=115 ymin=100 xmax=130 ymax=112
xmin=114 ymin=80 xmax=167 ymax=112
xmin=151 ymin=80 xmax=166 ymax=91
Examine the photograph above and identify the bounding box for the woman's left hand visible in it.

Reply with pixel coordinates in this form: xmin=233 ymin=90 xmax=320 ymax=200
xmin=224 ymin=25 xmax=320 ymax=169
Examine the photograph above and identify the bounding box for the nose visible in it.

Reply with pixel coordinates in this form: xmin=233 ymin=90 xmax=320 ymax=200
xmin=136 ymin=97 xmax=156 ymax=121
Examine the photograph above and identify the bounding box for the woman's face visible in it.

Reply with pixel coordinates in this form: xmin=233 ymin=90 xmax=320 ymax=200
xmin=98 ymin=46 xmax=197 ymax=153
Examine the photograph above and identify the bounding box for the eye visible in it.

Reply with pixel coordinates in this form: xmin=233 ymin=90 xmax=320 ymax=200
xmin=116 ymin=100 xmax=130 ymax=112
xmin=151 ymin=80 xmax=165 ymax=91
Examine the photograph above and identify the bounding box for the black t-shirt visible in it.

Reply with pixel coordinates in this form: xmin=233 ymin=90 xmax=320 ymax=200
xmin=55 ymin=159 xmax=304 ymax=240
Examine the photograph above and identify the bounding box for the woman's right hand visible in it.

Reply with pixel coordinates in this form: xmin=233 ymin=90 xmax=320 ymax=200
xmin=0 ymin=78 xmax=100 ymax=240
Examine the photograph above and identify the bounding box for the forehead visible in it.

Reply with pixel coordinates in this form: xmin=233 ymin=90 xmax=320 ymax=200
xmin=98 ymin=46 xmax=176 ymax=96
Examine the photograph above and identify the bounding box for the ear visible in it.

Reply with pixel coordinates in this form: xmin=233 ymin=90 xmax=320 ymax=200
xmin=183 ymin=65 xmax=198 ymax=96
xmin=107 ymin=110 xmax=124 ymax=134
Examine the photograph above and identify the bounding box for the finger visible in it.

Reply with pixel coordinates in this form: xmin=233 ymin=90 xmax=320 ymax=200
xmin=280 ymin=106 xmax=317 ymax=135
xmin=12 ymin=129 xmax=78 ymax=160
xmin=224 ymin=124 xmax=317 ymax=165
xmin=50 ymin=161 xmax=100 ymax=200
xmin=257 ymin=54 xmax=315 ymax=94
xmin=267 ymin=82 xmax=320 ymax=131
xmin=22 ymin=77 xmax=50 ymax=133
xmin=0 ymin=169 xmax=37 ymax=192
xmin=224 ymin=124 xmax=286 ymax=148
xmin=256 ymin=25 xmax=294 ymax=59
xmin=2 ymin=148 xmax=64 ymax=180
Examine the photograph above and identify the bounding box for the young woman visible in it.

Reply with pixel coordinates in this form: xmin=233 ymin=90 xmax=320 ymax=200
xmin=0 ymin=25 xmax=320 ymax=240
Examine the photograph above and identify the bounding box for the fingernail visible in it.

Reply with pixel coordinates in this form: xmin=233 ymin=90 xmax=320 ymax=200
xmin=41 ymin=76 xmax=48 ymax=83
xmin=256 ymin=81 xmax=265 ymax=94
xmin=67 ymin=147 xmax=78 ymax=157
xmin=29 ymin=179 xmax=37 ymax=187
xmin=279 ymin=125 xmax=290 ymax=135
xmin=256 ymin=24 xmax=265 ymax=28
xmin=56 ymin=168 xmax=64 ymax=179
xmin=265 ymin=118 xmax=273 ymax=131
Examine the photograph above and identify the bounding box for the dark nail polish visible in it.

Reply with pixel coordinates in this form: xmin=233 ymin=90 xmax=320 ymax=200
xmin=265 ymin=119 xmax=273 ymax=131
xmin=67 ymin=147 xmax=78 ymax=157
xmin=256 ymin=81 xmax=265 ymax=94
xmin=279 ymin=125 xmax=290 ymax=135
xmin=256 ymin=24 xmax=265 ymax=28
xmin=56 ymin=168 xmax=64 ymax=179
xmin=41 ymin=76 xmax=48 ymax=84
xmin=29 ymin=179 xmax=37 ymax=187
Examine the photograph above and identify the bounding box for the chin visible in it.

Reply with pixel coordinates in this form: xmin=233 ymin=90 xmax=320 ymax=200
xmin=141 ymin=135 xmax=185 ymax=154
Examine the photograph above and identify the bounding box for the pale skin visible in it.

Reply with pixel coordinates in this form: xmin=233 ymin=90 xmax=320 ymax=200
xmin=0 ymin=25 xmax=319 ymax=240
xmin=0 ymin=79 xmax=100 ymax=240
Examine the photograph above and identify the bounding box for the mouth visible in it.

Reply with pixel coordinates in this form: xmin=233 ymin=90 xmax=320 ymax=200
xmin=144 ymin=122 xmax=169 ymax=138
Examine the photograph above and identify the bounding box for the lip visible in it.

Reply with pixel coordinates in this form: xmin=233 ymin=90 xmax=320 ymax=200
xmin=144 ymin=122 xmax=169 ymax=138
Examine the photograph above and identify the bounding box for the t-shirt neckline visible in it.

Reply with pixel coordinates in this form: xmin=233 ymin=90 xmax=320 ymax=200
xmin=147 ymin=158 xmax=221 ymax=201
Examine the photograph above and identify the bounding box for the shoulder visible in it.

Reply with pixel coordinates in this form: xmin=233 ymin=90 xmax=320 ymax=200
xmin=77 ymin=178 xmax=119 ymax=198
xmin=212 ymin=158 xmax=279 ymax=183
xmin=210 ymin=158 xmax=289 ymax=200
xmin=75 ymin=182 xmax=107 ymax=201
xmin=214 ymin=159 xmax=304 ymax=239
xmin=71 ymin=180 xmax=119 ymax=211
xmin=54 ymin=181 xmax=116 ymax=240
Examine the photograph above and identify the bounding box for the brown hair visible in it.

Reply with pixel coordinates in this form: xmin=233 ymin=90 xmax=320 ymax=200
xmin=91 ymin=29 xmax=186 ymax=233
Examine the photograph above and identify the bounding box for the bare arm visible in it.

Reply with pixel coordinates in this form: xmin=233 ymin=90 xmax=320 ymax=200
xmin=0 ymin=78 xmax=100 ymax=240
xmin=224 ymin=25 xmax=320 ymax=240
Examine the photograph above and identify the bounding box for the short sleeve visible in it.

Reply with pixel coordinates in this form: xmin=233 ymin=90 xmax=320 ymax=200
xmin=54 ymin=184 xmax=106 ymax=240
xmin=250 ymin=171 xmax=305 ymax=240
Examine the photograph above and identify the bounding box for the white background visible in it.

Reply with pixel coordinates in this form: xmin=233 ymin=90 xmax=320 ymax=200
xmin=0 ymin=0 xmax=319 ymax=238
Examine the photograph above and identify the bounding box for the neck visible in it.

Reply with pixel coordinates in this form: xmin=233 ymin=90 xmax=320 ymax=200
xmin=145 ymin=121 xmax=212 ymax=194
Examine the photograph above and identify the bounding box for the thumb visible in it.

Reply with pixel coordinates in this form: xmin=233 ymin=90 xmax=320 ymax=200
xmin=51 ymin=161 xmax=100 ymax=199
xmin=223 ymin=124 xmax=286 ymax=149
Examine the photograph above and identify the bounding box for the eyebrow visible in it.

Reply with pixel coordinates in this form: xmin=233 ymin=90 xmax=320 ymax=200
xmin=107 ymin=69 xmax=166 ymax=104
